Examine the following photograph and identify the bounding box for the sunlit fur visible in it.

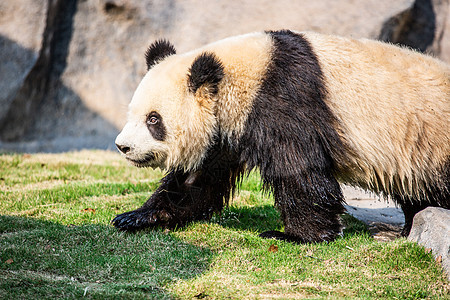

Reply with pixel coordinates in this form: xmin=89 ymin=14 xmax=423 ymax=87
xmin=306 ymin=32 xmax=450 ymax=199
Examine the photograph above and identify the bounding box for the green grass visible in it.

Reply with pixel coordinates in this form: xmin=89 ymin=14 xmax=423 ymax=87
xmin=0 ymin=150 xmax=448 ymax=299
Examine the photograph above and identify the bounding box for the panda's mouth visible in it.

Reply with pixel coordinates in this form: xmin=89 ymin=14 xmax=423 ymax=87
xmin=128 ymin=153 xmax=156 ymax=168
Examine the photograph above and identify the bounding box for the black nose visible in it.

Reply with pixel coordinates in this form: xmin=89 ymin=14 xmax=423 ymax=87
xmin=116 ymin=143 xmax=131 ymax=154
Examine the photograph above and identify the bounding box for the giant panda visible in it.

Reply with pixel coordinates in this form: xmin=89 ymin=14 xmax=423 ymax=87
xmin=113 ymin=30 xmax=449 ymax=243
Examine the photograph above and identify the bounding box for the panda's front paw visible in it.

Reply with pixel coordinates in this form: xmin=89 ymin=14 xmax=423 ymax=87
xmin=112 ymin=208 xmax=171 ymax=232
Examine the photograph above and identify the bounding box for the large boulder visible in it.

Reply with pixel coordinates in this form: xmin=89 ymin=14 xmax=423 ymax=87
xmin=408 ymin=207 xmax=450 ymax=280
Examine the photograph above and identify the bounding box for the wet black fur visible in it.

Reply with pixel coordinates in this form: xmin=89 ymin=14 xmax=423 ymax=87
xmin=145 ymin=39 xmax=176 ymax=70
xmin=146 ymin=111 xmax=166 ymax=141
xmin=188 ymin=52 xmax=224 ymax=95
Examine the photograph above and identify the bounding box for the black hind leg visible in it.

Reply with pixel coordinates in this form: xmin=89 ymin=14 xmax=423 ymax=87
xmin=394 ymin=167 xmax=449 ymax=237
xmin=395 ymin=195 xmax=432 ymax=237
xmin=395 ymin=191 xmax=450 ymax=237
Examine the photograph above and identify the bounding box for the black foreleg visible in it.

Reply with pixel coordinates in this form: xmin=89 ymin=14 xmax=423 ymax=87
xmin=112 ymin=170 xmax=207 ymax=231
xmin=112 ymin=145 xmax=241 ymax=231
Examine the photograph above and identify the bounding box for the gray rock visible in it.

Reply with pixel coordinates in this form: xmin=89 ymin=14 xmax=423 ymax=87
xmin=408 ymin=207 xmax=450 ymax=280
xmin=0 ymin=0 xmax=47 ymax=122
xmin=0 ymin=0 xmax=78 ymax=141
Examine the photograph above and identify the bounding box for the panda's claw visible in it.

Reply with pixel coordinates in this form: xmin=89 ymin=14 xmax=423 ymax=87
xmin=112 ymin=209 xmax=158 ymax=232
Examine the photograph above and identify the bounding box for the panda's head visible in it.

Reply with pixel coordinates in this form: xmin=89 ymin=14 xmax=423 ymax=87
xmin=115 ymin=40 xmax=225 ymax=170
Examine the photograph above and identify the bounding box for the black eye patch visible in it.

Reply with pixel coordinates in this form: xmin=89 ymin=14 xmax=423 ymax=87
xmin=146 ymin=111 xmax=166 ymax=141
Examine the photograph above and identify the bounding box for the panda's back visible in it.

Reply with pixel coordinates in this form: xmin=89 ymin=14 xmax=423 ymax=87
xmin=303 ymin=32 xmax=449 ymax=195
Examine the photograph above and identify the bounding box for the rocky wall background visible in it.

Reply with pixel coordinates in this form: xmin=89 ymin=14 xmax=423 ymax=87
xmin=0 ymin=0 xmax=449 ymax=152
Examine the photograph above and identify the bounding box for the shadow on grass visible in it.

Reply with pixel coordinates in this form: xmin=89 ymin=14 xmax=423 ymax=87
xmin=340 ymin=213 xmax=370 ymax=236
xmin=0 ymin=215 xmax=212 ymax=299
xmin=211 ymin=204 xmax=368 ymax=238
xmin=211 ymin=204 xmax=283 ymax=234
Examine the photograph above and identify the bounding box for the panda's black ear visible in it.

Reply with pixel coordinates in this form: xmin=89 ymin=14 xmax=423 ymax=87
xmin=145 ymin=40 xmax=176 ymax=70
xmin=188 ymin=52 xmax=224 ymax=95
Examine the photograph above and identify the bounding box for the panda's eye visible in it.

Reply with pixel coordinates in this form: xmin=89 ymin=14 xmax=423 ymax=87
xmin=146 ymin=111 xmax=165 ymax=141
xmin=147 ymin=116 xmax=158 ymax=125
